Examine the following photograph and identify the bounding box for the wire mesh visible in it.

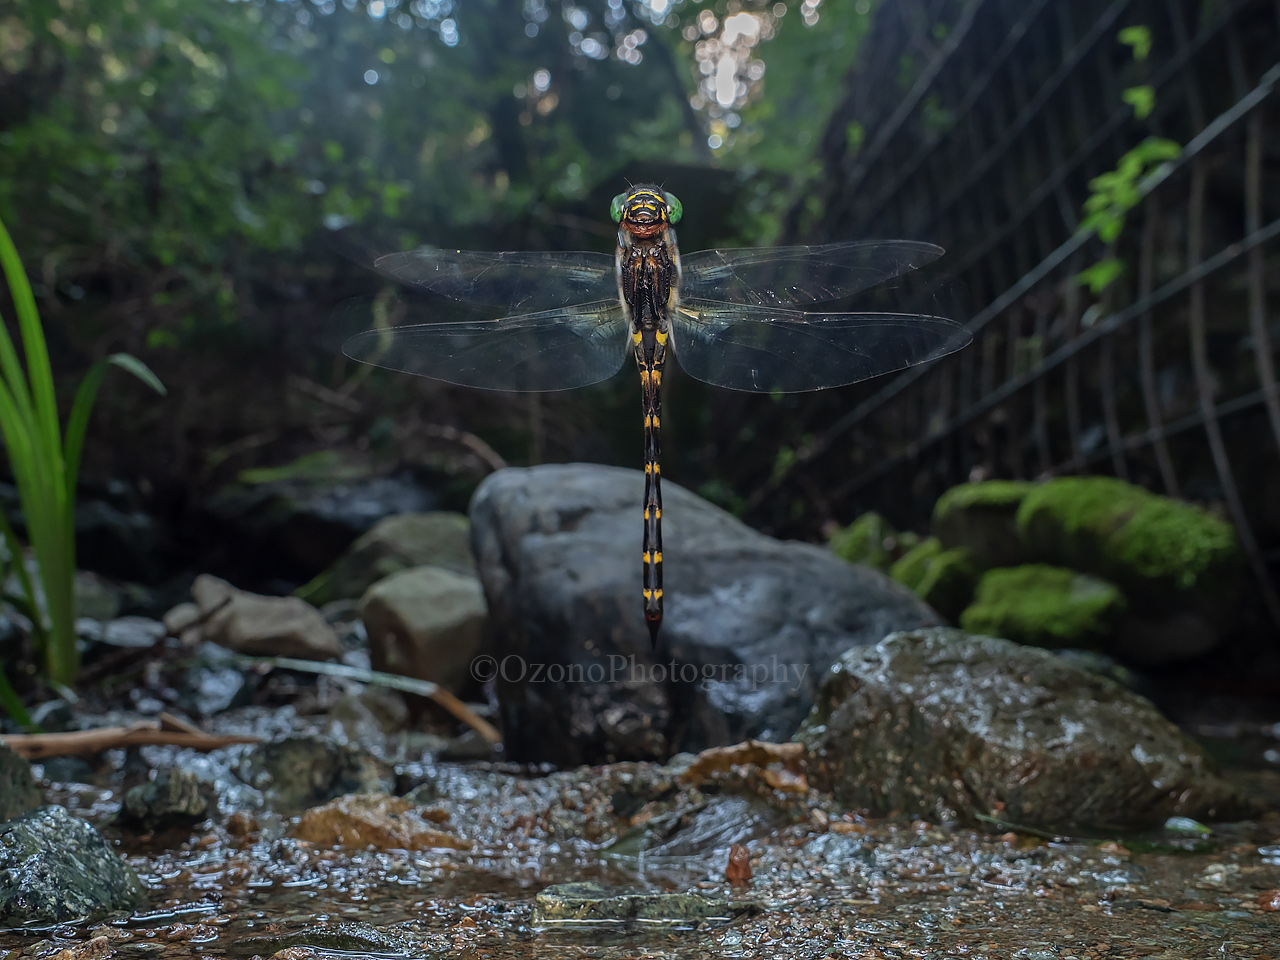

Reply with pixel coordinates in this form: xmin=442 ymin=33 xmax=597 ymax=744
xmin=773 ymin=0 xmax=1280 ymax=628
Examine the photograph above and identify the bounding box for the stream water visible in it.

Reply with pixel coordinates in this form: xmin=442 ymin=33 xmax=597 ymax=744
xmin=3 ymin=723 xmax=1278 ymax=960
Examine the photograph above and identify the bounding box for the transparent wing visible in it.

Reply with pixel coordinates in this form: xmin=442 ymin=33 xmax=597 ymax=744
xmin=371 ymin=249 xmax=616 ymax=313
xmin=671 ymin=298 xmax=972 ymax=393
xmin=680 ymin=240 xmax=944 ymax=306
xmin=342 ymin=299 xmax=629 ymax=392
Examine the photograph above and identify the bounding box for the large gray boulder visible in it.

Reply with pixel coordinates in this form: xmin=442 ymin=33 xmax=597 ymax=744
xmin=0 ymin=805 xmax=147 ymax=924
xmin=797 ymin=628 xmax=1246 ymax=829
xmin=470 ymin=463 xmax=939 ymax=765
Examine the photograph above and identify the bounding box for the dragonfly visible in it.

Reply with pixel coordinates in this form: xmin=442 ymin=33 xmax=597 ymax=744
xmin=343 ymin=184 xmax=972 ymax=645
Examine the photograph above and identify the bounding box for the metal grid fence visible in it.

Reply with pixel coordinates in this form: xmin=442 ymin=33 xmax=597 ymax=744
xmin=780 ymin=0 xmax=1280 ymax=628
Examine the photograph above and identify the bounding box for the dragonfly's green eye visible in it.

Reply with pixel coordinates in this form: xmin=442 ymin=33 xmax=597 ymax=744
xmin=663 ymin=191 xmax=683 ymax=224
xmin=610 ymin=192 xmax=627 ymax=223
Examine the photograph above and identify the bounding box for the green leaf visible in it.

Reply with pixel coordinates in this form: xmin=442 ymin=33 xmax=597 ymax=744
xmin=1097 ymin=217 xmax=1125 ymax=244
xmin=1077 ymin=258 xmax=1125 ymax=295
xmin=1122 ymin=85 xmax=1155 ymax=120
xmin=1132 ymin=136 xmax=1181 ymax=163
xmin=63 ymin=353 xmax=165 ymax=504
xmin=1118 ymin=25 xmax=1152 ymax=61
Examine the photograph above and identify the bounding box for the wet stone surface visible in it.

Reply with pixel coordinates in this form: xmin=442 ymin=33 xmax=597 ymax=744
xmin=0 ymin=805 xmax=146 ymax=925
xmin=0 ymin=722 xmax=1276 ymax=958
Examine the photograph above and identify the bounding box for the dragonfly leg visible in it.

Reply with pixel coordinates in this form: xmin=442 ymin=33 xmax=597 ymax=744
xmin=639 ymin=351 xmax=664 ymax=646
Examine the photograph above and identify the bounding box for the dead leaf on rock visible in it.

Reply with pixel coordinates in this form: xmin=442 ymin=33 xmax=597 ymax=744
xmin=680 ymin=739 xmax=805 ymax=785
xmin=293 ymin=794 xmax=470 ymax=851
xmin=763 ymin=766 xmax=809 ymax=793
xmin=726 ymin=843 xmax=752 ymax=885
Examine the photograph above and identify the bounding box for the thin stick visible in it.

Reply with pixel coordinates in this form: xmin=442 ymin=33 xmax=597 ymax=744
xmin=242 ymin=655 xmax=502 ymax=745
xmin=2 ymin=720 xmax=259 ymax=760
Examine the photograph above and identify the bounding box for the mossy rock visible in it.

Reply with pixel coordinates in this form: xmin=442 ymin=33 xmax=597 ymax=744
xmin=828 ymin=512 xmax=898 ymax=570
xmin=1015 ymin=477 xmax=1241 ymax=607
xmin=889 ymin=538 xmax=978 ymax=623
xmin=933 ymin=480 xmax=1035 ymax=569
xmin=1015 ymin=477 xmax=1242 ymax=663
xmin=959 ymin=564 xmax=1126 ymax=650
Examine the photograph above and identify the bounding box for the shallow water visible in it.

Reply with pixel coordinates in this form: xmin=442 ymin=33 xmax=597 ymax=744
xmin=6 ymin=781 xmax=1280 ymax=958
xmin=5 ymin=701 xmax=1280 ymax=958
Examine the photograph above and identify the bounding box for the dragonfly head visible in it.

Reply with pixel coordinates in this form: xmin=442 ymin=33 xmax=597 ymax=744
xmin=612 ymin=185 xmax=682 ymax=238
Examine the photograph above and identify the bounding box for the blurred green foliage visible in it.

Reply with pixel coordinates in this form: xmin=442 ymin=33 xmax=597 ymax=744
xmin=0 ymin=0 xmax=876 ymax=325
xmin=1077 ymin=25 xmax=1178 ymax=295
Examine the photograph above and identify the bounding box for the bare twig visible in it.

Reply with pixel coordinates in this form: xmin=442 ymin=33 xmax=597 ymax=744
xmin=240 ymin=655 xmax=502 ymax=745
xmin=419 ymin=423 xmax=508 ymax=473
xmin=1 ymin=719 xmax=259 ymax=760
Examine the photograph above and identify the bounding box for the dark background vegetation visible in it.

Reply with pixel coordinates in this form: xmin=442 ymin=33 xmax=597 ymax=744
xmin=4 ymin=0 xmax=1279 ymax=667
xmin=0 ymin=0 xmax=882 ymax=586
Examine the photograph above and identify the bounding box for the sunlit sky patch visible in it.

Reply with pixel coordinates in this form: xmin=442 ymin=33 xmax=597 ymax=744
xmin=343 ymin=0 xmax=830 ymax=152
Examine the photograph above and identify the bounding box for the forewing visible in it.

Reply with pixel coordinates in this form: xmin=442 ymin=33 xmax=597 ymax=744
xmin=371 ymin=248 xmax=615 ymax=313
xmin=681 ymin=240 xmax=944 ymax=306
xmin=671 ymin=298 xmax=972 ymax=393
xmin=343 ymin=299 xmax=629 ymax=392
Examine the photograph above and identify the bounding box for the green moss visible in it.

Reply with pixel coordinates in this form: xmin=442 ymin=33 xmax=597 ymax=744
xmin=890 ymin=538 xmax=978 ymax=622
xmin=828 ymin=512 xmax=895 ymax=570
xmin=933 ymin=480 xmax=1036 ymax=523
xmin=959 ymin=564 xmax=1126 ymax=649
xmin=1015 ymin=477 xmax=1241 ymax=596
xmin=932 ymin=480 xmax=1035 ymax=569
xmin=890 ymin=537 xmax=941 ymax=591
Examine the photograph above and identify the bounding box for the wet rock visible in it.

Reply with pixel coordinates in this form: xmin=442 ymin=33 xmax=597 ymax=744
xmin=178 ymin=641 xmax=249 ymax=716
xmin=359 ymin=566 xmax=487 ymax=695
xmin=163 ymin=601 xmax=201 ymax=643
xmin=0 ymin=743 xmax=40 ymax=822
xmin=205 ymin=456 xmax=438 ymax=580
xmin=802 ymin=831 xmax=873 ymax=865
xmin=606 ymin=794 xmax=785 ymax=858
xmin=0 ymin=805 xmax=146 ymax=924
xmin=240 ymin=921 xmax=418 ymax=957
xmin=933 ymin=480 xmax=1034 ymax=569
xmin=35 ymin=756 xmax=96 ymax=784
xmin=533 ymin=881 xmax=758 ymax=926
xmin=1053 ymin=649 xmax=1144 ymax=692
xmin=1016 ymin=476 xmax=1243 ymax=663
xmin=238 ymin=736 xmax=392 ymax=814
xmin=117 ymin=769 xmax=215 ymax=831
xmin=797 ymin=627 xmax=1247 ymax=829
xmin=470 ymin=463 xmax=939 ymax=765
xmin=959 ymin=564 xmax=1127 ymax=649
xmin=293 ymin=793 xmax=469 ymax=850
xmin=191 ymin=574 xmax=341 ymax=661
xmin=298 ymin=512 xmax=474 ymax=606
xmin=74 ymin=571 xmax=122 ymax=622
xmin=329 ymin=685 xmax=410 ymax=741
xmin=437 ymin=727 xmax=498 ymax=761
xmin=889 ymin=537 xmax=978 ymax=622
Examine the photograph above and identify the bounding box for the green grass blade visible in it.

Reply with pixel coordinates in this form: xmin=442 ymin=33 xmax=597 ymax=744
xmin=0 ymin=664 xmax=33 ymax=731
xmin=0 ymin=216 xmax=61 ymax=471
xmin=0 ymin=506 xmax=48 ymax=652
xmin=64 ymin=354 xmax=165 ymax=504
